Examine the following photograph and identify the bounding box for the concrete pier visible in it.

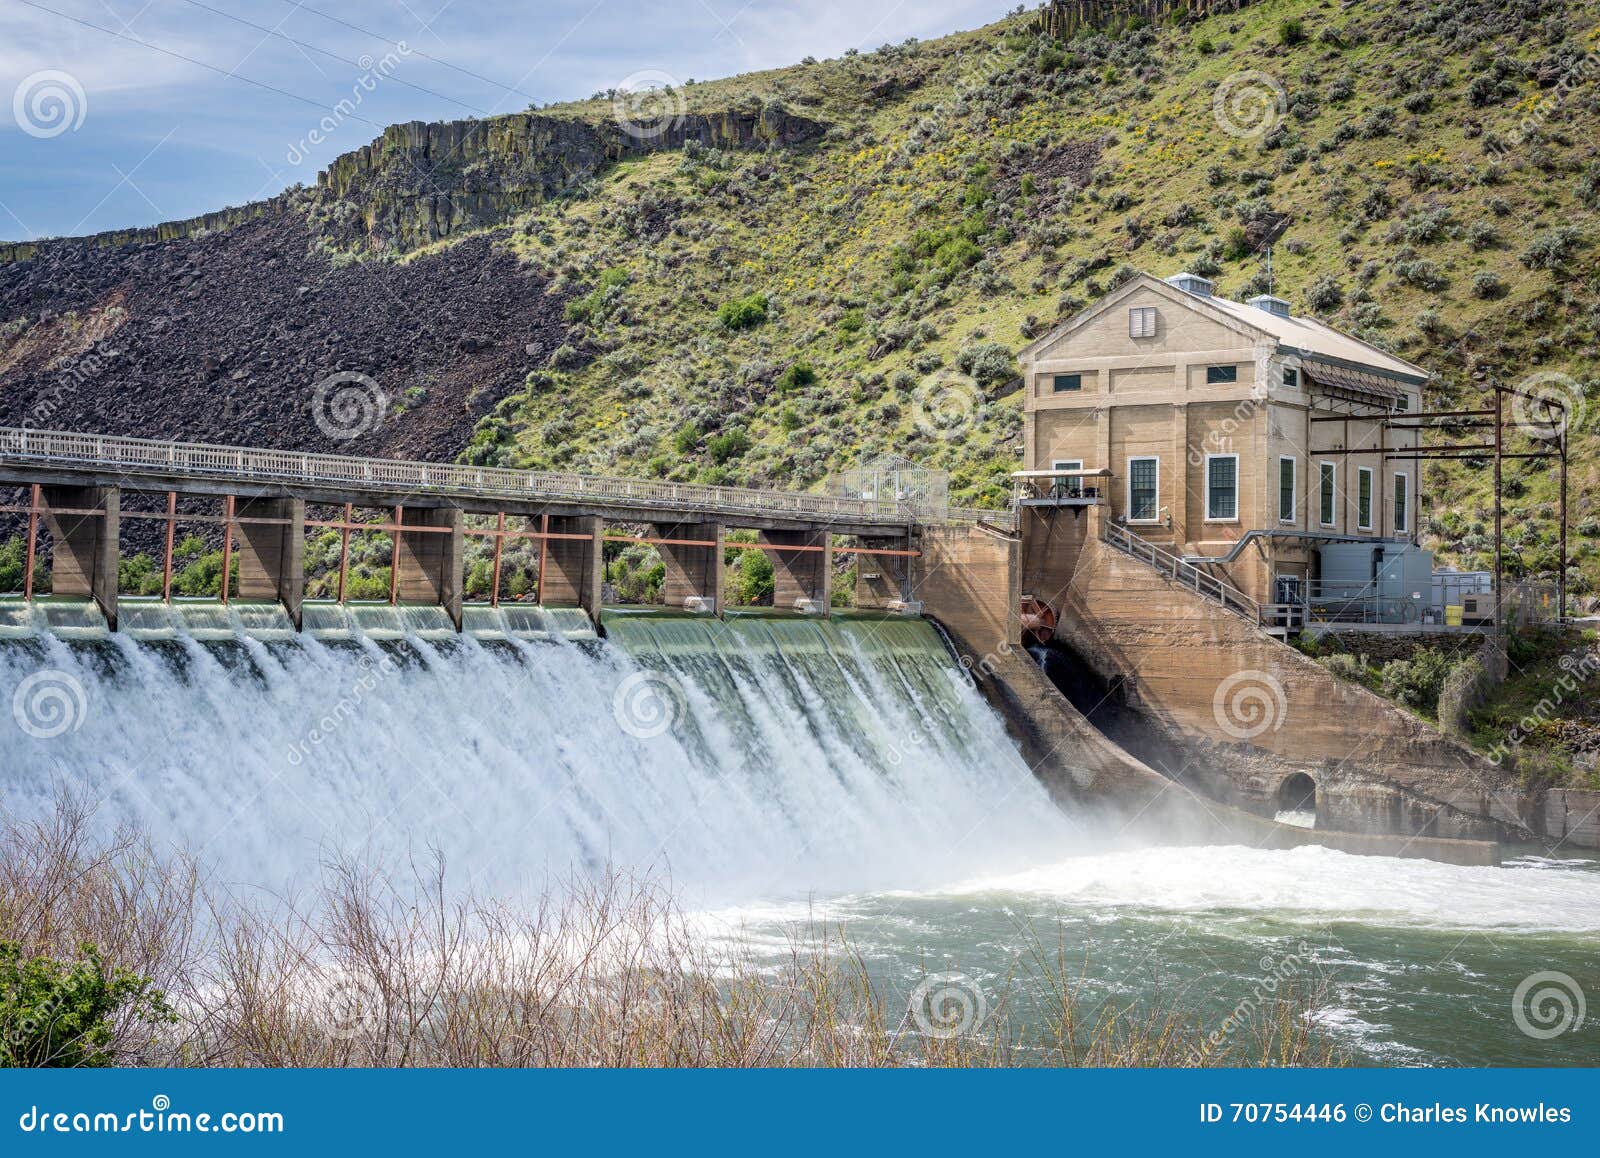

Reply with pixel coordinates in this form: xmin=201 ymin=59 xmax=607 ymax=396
xmin=541 ymin=515 xmax=604 ymax=621
xmin=759 ymin=528 xmax=831 ymax=613
xmin=234 ymin=497 xmax=305 ymax=628
xmin=42 ymin=484 xmax=119 ymax=629
xmin=395 ymin=507 xmax=464 ymax=628
xmin=853 ymin=532 xmax=914 ymax=608
xmin=653 ymin=521 xmax=723 ymax=613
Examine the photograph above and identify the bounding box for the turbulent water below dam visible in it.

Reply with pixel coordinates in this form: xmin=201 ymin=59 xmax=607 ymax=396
xmin=2 ymin=606 xmax=1598 ymax=1065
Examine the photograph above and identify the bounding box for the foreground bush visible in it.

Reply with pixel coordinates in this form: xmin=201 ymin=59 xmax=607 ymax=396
xmin=0 ymin=797 xmax=1341 ymax=1068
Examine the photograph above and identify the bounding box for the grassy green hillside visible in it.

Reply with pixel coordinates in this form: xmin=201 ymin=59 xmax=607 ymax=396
xmin=413 ymin=0 xmax=1598 ymax=603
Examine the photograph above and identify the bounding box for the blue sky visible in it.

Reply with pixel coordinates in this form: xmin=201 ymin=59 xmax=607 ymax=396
xmin=0 ymin=0 xmax=1015 ymax=242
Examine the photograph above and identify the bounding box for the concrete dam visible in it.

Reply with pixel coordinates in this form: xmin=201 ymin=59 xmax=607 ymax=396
xmin=3 ymin=427 xmax=1600 ymax=1064
xmin=0 ymin=424 xmax=1573 ymax=861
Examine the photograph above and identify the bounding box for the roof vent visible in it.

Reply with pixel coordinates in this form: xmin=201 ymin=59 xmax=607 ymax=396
xmin=1164 ymin=272 xmax=1214 ymax=298
xmin=1248 ymin=294 xmax=1292 ymax=318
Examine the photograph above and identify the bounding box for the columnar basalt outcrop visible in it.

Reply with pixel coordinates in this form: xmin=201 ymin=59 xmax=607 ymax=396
xmin=0 ymin=107 xmax=827 ymax=266
xmin=315 ymin=110 xmax=826 ymax=251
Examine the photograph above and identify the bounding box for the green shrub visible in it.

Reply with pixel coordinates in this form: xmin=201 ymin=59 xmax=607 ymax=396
xmin=956 ymin=341 xmax=1015 ymax=386
xmin=0 ymin=942 xmax=172 ymax=1067
xmin=672 ymin=421 xmax=701 ymax=455
xmin=776 ymin=361 xmax=817 ymax=392
xmin=1378 ymin=648 xmax=1452 ymax=712
xmin=706 ymin=427 xmax=751 ymax=464
xmin=1520 ymin=227 xmax=1581 ymax=272
xmin=563 ymin=266 xmax=630 ymax=324
xmin=1471 ymin=270 xmax=1506 ymax=299
xmin=1278 ymin=18 xmax=1306 ymax=46
xmin=718 ymin=293 xmax=769 ymax=330
xmin=0 ymin=535 xmax=48 ymax=594
xmin=1319 ymin=653 xmax=1366 ymax=682
xmin=732 ymin=548 xmax=774 ymax=605
xmin=1305 ymin=274 xmax=1343 ymax=312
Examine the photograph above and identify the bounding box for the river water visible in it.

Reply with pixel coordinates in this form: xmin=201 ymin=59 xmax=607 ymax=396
xmin=2 ymin=606 xmax=1596 ymax=1065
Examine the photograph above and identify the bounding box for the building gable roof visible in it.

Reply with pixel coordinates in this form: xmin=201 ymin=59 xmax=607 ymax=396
xmin=1017 ymin=272 xmax=1268 ymax=361
xmin=1018 ymin=270 xmax=1430 ymax=384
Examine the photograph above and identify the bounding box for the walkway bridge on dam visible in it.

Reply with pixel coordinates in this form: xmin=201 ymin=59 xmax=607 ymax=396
xmin=0 ymin=426 xmax=1000 ymax=633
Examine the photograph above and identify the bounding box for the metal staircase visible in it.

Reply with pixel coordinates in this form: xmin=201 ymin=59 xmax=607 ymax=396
xmin=1100 ymin=521 xmax=1299 ymax=637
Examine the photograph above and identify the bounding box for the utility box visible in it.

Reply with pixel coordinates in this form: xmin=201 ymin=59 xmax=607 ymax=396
xmin=1316 ymin=541 xmax=1434 ymax=601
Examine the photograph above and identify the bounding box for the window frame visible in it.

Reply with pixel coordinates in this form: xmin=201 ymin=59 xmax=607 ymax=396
xmin=1318 ymin=461 xmax=1337 ymax=528
xmin=1128 ymin=307 xmax=1157 ymax=339
xmin=1052 ymin=373 xmax=1083 ymax=393
xmin=1205 ymin=364 xmax=1239 ymax=385
xmin=1278 ymin=455 xmax=1297 ymax=524
xmin=1126 ymin=455 xmax=1161 ymax=523
xmin=1282 ymin=366 xmax=1299 ymax=388
xmin=1393 ymin=470 xmax=1409 ymax=535
xmin=1204 ymin=452 xmax=1241 ymax=523
xmin=1357 ymin=466 xmax=1374 ymax=531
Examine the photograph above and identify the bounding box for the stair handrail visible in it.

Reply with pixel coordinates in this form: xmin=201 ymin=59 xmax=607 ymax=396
xmin=1101 ymin=520 xmax=1262 ymax=624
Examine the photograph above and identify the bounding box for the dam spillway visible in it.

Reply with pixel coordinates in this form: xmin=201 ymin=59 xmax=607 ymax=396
xmin=0 ymin=610 xmax=1078 ymax=900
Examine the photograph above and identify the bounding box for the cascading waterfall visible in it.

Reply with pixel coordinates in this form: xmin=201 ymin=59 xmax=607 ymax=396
xmin=4 ymin=605 xmax=1600 ymax=1064
xmin=0 ymin=609 xmax=1079 ymax=903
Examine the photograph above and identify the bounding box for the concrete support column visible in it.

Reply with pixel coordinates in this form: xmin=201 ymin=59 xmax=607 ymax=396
xmin=395 ymin=506 xmax=464 ymax=629
xmin=759 ymin=528 xmax=831 ymax=614
xmin=234 ymin=496 xmax=305 ymax=628
xmin=42 ymin=484 xmax=119 ymax=629
xmin=853 ymin=534 xmax=913 ymax=609
xmin=542 ymin=514 xmax=604 ymax=624
xmin=653 ymin=521 xmax=722 ymax=614
xmin=1171 ymin=403 xmax=1190 ymax=548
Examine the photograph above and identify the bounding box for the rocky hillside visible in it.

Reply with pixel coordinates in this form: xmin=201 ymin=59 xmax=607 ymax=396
xmin=2 ymin=0 xmax=1598 ymax=602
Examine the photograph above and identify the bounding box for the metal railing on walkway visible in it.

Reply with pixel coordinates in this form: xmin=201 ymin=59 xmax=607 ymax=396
xmin=0 ymin=427 xmax=913 ymax=525
xmin=1101 ymin=520 xmax=1262 ymax=624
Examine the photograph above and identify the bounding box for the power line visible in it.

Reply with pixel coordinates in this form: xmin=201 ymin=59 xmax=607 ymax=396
xmin=272 ymin=0 xmax=544 ymax=106
xmin=170 ymin=0 xmax=491 ymax=116
xmin=16 ymin=0 xmax=387 ymax=129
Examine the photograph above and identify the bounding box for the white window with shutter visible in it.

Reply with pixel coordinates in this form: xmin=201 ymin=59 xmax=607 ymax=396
xmin=1128 ymin=306 xmax=1157 ymax=338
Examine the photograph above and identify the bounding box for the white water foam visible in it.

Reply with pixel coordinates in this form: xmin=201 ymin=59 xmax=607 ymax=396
xmin=0 ymin=619 xmax=1079 ymax=905
xmin=925 ymin=844 xmax=1600 ymax=933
